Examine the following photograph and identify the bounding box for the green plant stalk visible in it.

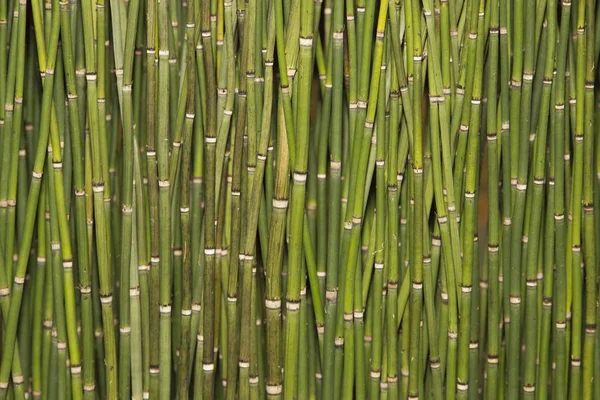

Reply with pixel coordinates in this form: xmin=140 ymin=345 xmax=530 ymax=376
xmin=456 ymin=2 xmax=485 ymax=396
xmin=0 ymin=1 xmax=61 ymax=395
xmin=79 ymin=0 xmax=119 ymax=396
xmin=581 ymin=0 xmax=597 ymax=397
xmin=407 ymin=0 xmax=424 ymax=395
xmin=239 ymin=0 xmax=261 ymax=396
xmin=175 ymin=0 xmax=196 ymax=397
xmin=0 ymin=0 xmax=21 ymax=276
xmin=115 ymin=0 xmax=142 ymax=396
xmin=97 ymin=0 xmax=114 ymax=291
xmin=48 ymin=50 xmax=84 ymax=400
xmin=552 ymin=0 xmax=572 ymax=396
xmin=224 ymin=12 xmax=246 ymax=399
xmin=200 ymin=0 xmax=218 ymax=396
xmin=47 ymin=159 xmax=69 ymax=400
xmin=133 ymin=137 xmax=151 ymax=398
xmin=32 ymin=187 xmax=47 ymax=399
xmin=321 ymin=0 xmax=347 ymax=394
xmin=522 ymin=3 xmax=555 ymax=397
xmin=282 ymin=0 xmax=314 ymax=396
xmin=157 ymin=0 xmax=173 ymax=396
xmin=129 ymin=183 xmax=143 ymax=400
xmin=264 ymin=100 xmax=290 ymax=400
xmin=144 ymin=0 xmax=160 ymax=392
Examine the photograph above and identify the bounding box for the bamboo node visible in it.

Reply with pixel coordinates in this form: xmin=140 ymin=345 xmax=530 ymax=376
xmin=354 ymin=311 xmax=364 ymax=319
xmin=456 ymin=382 xmax=468 ymax=391
xmin=63 ymin=260 xmax=73 ymax=269
xmin=286 ymin=301 xmax=300 ymax=311
xmin=100 ymin=295 xmax=112 ymax=304
xmin=85 ymin=73 xmax=96 ymax=81
xmin=149 ymin=367 xmax=160 ymax=375
xmin=0 ymin=287 xmax=9 ymax=297
xmin=192 ymin=303 xmax=201 ymax=311
xmin=480 ymin=281 xmax=488 ymax=289
xmin=335 ymin=337 xmax=344 ymax=346
xmin=374 ymin=262 xmax=384 ymax=270
xmin=238 ymin=361 xmax=249 ymax=369
xmin=488 ymin=244 xmax=499 ymax=253
xmin=266 ymin=385 xmax=283 ymax=395
xmin=413 ymin=281 xmax=423 ymax=290
xmin=571 ymin=359 xmax=581 ymax=367
xmin=300 ymin=36 xmax=312 ymax=47
xmin=461 ymin=285 xmax=472 ymax=293
xmin=554 ymin=213 xmax=564 ymax=221
xmin=469 ymin=341 xmax=479 ymax=349
xmin=368 ymin=370 xmax=382 ymax=380
xmin=293 ymin=172 xmax=307 ymax=183
xmin=585 ymin=325 xmax=596 ymax=334
xmin=32 ymin=170 xmax=43 ymax=179
xmin=120 ymin=326 xmax=131 ymax=334
xmin=487 ymin=354 xmax=499 ymax=364
xmin=525 ymin=278 xmax=537 ymax=287
xmin=265 ymin=299 xmax=281 ymax=309
xmin=272 ymin=199 xmax=288 ymax=209
xmin=509 ymin=296 xmax=521 ymax=304
xmin=159 ymin=305 xmax=171 ymax=314
xmin=13 ymin=276 xmax=25 ymax=285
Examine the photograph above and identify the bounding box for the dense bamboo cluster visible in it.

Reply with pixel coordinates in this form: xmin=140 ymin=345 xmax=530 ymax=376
xmin=1 ymin=0 xmax=600 ymax=398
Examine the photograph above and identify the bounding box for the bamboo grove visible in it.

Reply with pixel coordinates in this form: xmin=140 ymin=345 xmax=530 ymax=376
xmin=0 ymin=0 xmax=600 ymax=397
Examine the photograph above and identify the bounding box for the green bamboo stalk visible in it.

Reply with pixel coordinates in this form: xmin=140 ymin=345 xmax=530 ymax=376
xmin=0 ymin=0 xmax=61 ymax=396
xmin=200 ymin=0 xmax=218 ymax=396
xmin=581 ymin=1 xmax=597 ymax=398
